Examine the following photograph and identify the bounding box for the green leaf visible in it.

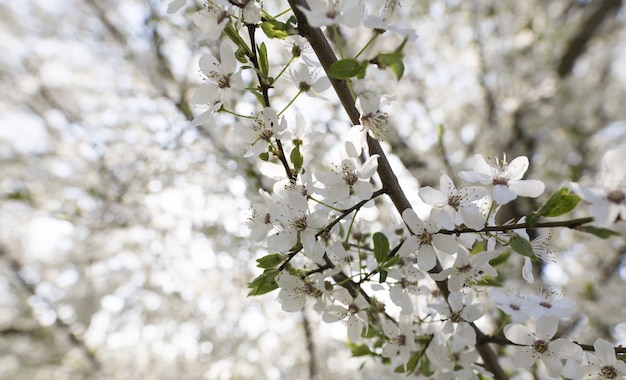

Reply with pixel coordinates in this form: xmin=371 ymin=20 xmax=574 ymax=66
xmin=509 ymin=233 xmax=537 ymax=260
xmin=259 ymin=152 xmax=269 ymax=161
xmin=260 ymin=19 xmax=290 ymax=39
xmin=328 ymin=58 xmax=363 ymax=79
xmin=256 ymin=253 xmax=284 ymax=269
xmin=347 ymin=342 xmax=372 ymax=357
xmin=378 ymin=269 xmax=388 ymax=283
xmin=373 ymin=232 xmax=389 ymax=263
xmin=388 ymin=60 xmax=404 ymax=80
xmin=247 ymin=268 xmax=279 ymax=296
xmin=535 ymin=188 xmax=581 ymax=218
xmin=578 ymin=225 xmax=621 ymax=239
xmin=526 ymin=211 xmax=540 ymax=227
xmin=290 ymin=145 xmax=303 ymax=174
xmin=380 ymin=255 xmax=400 ymax=269
xmin=489 ymin=250 xmax=511 ymax=267
xmin=258 ymin=42 xmax=269 ymax=78
xmin=224 ymin=25 xmax=252 ymax=58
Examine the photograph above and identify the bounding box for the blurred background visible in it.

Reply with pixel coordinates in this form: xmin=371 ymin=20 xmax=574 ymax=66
xmin=1 ymin=0 xmax=625 ymax=379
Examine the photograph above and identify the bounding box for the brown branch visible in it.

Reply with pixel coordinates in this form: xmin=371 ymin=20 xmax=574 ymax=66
xmin=286 ymin=1 xmax=508 ymax=379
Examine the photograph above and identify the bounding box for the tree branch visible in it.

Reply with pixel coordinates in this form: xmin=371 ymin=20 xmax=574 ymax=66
xmin=286 ymin=1 xmax=509 ymax=378
xmin=557 ymin=0 xmax=622 ymax=77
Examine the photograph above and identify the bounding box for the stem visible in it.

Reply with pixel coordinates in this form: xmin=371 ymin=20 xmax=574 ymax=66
xmin=354 ymin=33 xmax=380 ymax=59
xmin=278 ymin=89 xmax=303 ymax=116
xmin=273 ymin=55 xmax=295 ymax=82
xmin=438 ymin=217 xmax=595 ymax=235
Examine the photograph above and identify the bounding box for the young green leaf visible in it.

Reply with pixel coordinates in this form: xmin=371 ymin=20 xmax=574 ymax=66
xmin=536 ymin=188 xmax=581 ymax=218
xmin=373 ymin=232 xmax=390 ymax=263
xmin=290 ymin=145 xmax=303 ymax=174
xmin=328 ymin=58 xmax=363 ymax=79
xmin=256 ymin=253 xmax=284 ymax=269
xmin=260 ymin=19 xmax=290 ymax=39
xmin=347 ymin=341 xmax=372 ymax=357
xmin=578 ymin=225 xmax=621 ymax=239
xmin=247 ymin=268 xmax=279 ymax=296
xmin=258 ymin=42 xmax=269 ymax=79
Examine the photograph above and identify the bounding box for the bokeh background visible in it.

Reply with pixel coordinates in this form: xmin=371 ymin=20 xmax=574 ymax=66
xmin=1 ymin=0 xmax=625 ymax=379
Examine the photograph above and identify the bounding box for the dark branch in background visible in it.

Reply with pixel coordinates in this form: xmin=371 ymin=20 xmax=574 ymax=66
xmin=557 ymin=0 xmax=622 ymax=78
xmin=301 ymin=311 xmax=318 ymax=380
xmin=0 ymin=245 xmax=100 ymax=371
xmin=287 ymin=1 xmax=508 ymax=379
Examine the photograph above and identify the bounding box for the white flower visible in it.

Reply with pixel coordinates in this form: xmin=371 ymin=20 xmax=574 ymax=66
xmin=322 ymin=287 xmax=369 ymax=341
xmin=284 ymin=35 xmax=320 ymax=67
xmin=399 ymin=209 xmax=459 ymax=271
xmin=192 ymin=41 xmax=245 ymax=125
xmin=504 ymin=315 xmax=582 ymax=378
xmin=459 ymin=154 xmax=545 ymax=205
xmin=363 ymin=0 xmax=418 ymax=40
xmin=387 ymin=263 xmax=429 ymax=315
xmin=520 ymin=234 xmax=556 ymax=284
xmin=248 ymin=189 xmax=276 ymax=241
xmin=570 ymin=148 xmax=626 ymax=226
xmin=584 ymin=338 xmax=626 ymax=379
xmin=238 ymin=107 xmax=287 ymax=157
xmin=316 ymin=155 xmax=379 ymax=204
xmin=277 ymin=273 xmax=324 ymax=312
xmin=299 ymin=0 xmax=364 ymax=28
xmin=430 ymin=249 xmax=498 ymax=292
xmin=488 ymin=288 xmax=530 ymax=323
xmin=429 ymin=292 xmax=484 ymax=330
xmin=289 ymin=62 xmax=330 ymax=97
xmin=526 ymin=287 xmax=575 ymax=319
xmin=426 ymin=325 xmax=484 ymax=379
xmin=419 ymin=173 xmax=488 ymax=230
xmin=381 ymin=319 xmax=416 ymax=365
xmin=345 ymin=92 xmax=390 ymax=157
xmin=268 ymin=189 xmax=326 ymax=253
xmin=192 ymin=3 xmax=230 ymax=42
xmin=166 ymin=0 xmax=187 ymax=14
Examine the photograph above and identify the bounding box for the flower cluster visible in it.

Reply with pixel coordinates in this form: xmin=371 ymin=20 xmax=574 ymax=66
xmin=167 ymin=1 xmax=626 ymax=378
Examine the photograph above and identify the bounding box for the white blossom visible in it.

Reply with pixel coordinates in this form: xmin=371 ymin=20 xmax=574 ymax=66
xmin=459 ymin=154 xmax=545 ymax=205
xmin=570 ymin=148 xmax=626 ymax=226
xmin=430 ymin=249 xmax=498 ymax=292
xmin=504 ymin=315 xmax=582 ymax=378
xmin=584 ymin=338 xmax=626 ymax=379
xmin=316 ymin=155 xmax=379 ymax=205
xmin=298 ymin=0 xmax=364 ymax=28
xmin=322 ymin=287 xmax=369 ymax=341
xmin=399 ymin=208 xmax=459 ymax=271
xmin=419 ymin=173 xmax=488 ymax=230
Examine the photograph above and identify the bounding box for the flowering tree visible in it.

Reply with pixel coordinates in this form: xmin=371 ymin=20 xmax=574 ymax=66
xmin=2 ymin=0 xmax=626 ymax=379
xmin=161 ymin=0 xmax=626 ymax=379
